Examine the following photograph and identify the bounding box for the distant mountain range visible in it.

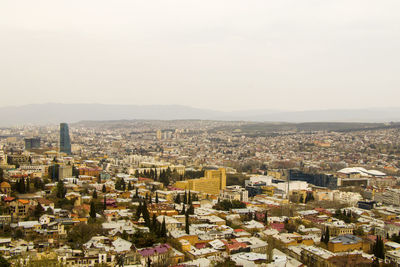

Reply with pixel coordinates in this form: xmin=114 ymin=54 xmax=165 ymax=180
xmin=0 ymin=103 xmax=400 ymax=126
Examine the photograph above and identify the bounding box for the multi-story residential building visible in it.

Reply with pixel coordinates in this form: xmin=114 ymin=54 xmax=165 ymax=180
xmin=9 ymin=199 xmax=31 ymax=218
xmin=382 ymin=188 xmax=400 ymax=206
xmin=220 ymin=185 xmax=249 ymax=202
xmin=24 ymin=138 xmax=41 ymax=150
xmin=174 ymin=168 xmax=226 ymax=195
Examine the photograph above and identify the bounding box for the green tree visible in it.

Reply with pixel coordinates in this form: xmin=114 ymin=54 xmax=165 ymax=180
xmin=174 ymin=194 xmax=181 ymax=204
xmin=151 ymin=214 xmax=157 ymax=231
xmin=264 ymin=210 xmax=268 ymax=225
xmin=160 ymin=174 xmax=169 ymax=187
xmin=142 ymin=201 xmax=150 ymax=227
xmin=92 ymin=190 xmax=97 ymax=199
xmin=67 ymin=223 xmax=104 ymax=249
xmin=155 ymin=192 xmax=159 ymax=204
xmin=15 ymin=229 xmax=24 ymax=239
xmin=0 ymin=255 xmax=10 ymax=267
xmin=89 ymin=201 xmax=96 ymax=219
xmin=284 ymin=219 xmax=296 ymax=233
xmin=373 ymin=235 xmax=385 ymax=259
xmin=56 ymin=180 xmax=66 ymax=198
xmin=185 ymin=212 xmax=190 ymax=234
xmin=136 ymin=201 xmax=143 ymax=220
xmin=183 ymin=191 xmax=187 ymax=204
xmin=322 ymin=227 xmax=330 ymax=244
xmin=26 ymin=178 xmax=30 ymax=193
xmin=160 ymin=217 xmax=167 ymax=238
xmin=180 ymin=205 xmax=186 ymax=215
xmin=102 ymin=184 xmax=106 ymax=193
xmin=121 ymin=179 xmax=126 ymax=191
xmin=34 ymin=203 xmax=44 ymax=219
xmin=187 ymin=204 xmax=194 ymax=215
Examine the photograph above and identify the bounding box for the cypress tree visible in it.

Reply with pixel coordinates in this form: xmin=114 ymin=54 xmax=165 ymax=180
xmin=155 ymin=192 xmax=159 ymax=203
xmin=102 ymin=184 xmax=106 ymax=193
xmin=92 ymin=190 xmax=97 ymax=199
xmin=26 ymin=178 xmax=30 ymax=193
xmin=264 ymin=211 xmax=268 ymax=225
xmin=374 ymin=235 xmax=385 ymax=259
xmin=152 ymin=214 xmax=157 ymax=231
xmin=180 ymin=205 xmax=186 ymax=215
xmin=187 ymin=204 xmax=194 ymax=215
xmin=21 ymin=178 xmax=26 ymax=194
xmin=183 ymin=191 xmax=187 ymax=204
xmin=175 ymin=194 xmax=181 ymax=204
xmin=161 ymin=217 xmax=167 ymax=237
xmin=121 ymin=179 xmax=126 ymax=191
xmin=188 ymin=191 xmax=192 ymax=205
xmin=56 ymin=180 xmax=65 ymax=198
xmin=90 ymin=201 xmax=96 ymax=219
xmin=324 ymin=228 xmax=330 ymax=244
xmin=185 ymin=212 xmax=190 ymax=234
xmin=142 ymin=201 xmax=150 ymax=227
xmin=136 ymin=201 xmax=142 ymax=220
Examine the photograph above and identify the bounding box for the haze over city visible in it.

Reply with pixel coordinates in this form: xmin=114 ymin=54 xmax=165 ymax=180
xmin=1 ymin=0 xmax=400 ymax=111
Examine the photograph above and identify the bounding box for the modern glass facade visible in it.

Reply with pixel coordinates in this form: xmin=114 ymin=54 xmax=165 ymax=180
xmin=60 ymin=123 xmax=71 ymax=154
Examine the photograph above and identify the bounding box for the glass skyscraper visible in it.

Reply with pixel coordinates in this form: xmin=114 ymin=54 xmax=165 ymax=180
xmin=60 ymin=123 xmax=71 ymax=154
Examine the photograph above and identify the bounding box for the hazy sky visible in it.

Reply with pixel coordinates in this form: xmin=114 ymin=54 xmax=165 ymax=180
xmin=1 ymin=0 xmax=399 ymax=111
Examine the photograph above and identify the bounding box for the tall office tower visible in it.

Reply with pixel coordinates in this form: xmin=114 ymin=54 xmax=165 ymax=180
xmin=156 ymin=129 xmax=162 ymax=140
xmin=24 ymin=137 xmax=41 ymax=150
xmin=60 ymin=123 xmax=71 ymax=154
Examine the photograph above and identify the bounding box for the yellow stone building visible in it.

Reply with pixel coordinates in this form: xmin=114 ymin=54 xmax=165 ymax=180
xmin=173 ymin=168 xmax=226 ymax=195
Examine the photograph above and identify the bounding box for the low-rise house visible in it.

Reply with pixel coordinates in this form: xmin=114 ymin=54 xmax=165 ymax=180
xmin=327 ymin=235 xmax=366 ymax=253
xmin=235 ymin=237 xmax=268 ymax=253
xmin=138 ymin=243 xmax=173 ymax=266
xmin=16 ymin=220 xmax=41 ymax=234
xmin=186 ymin=246 xmax=223 ymax=260
xmin=157 ymin=215 xmax=182 ymax=232
xmin=386 ymin=249 xmax=400 ymax=265
xmin=273 ymin=233 xmax=314 ymax=248
xmin=0 ymin=182 xmax=11 ymax=196
xmin=242 ymin=220 xmax=265 ymax=232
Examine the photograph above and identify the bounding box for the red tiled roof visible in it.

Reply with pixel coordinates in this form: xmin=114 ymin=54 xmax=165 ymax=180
xmin=195 ymin=243 xmax=207 ymax=249
xmin=0 ymin=182 xmax=11 ymax=188
xmin=226 ymin=242 xmax=247 ymax=250
xmin=270 ymin=223 xmax=285 ymax=232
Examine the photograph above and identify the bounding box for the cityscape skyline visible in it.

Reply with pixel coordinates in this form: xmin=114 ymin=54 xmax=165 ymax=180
xmin=1 ymin=1 xmax=400 ymax=265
